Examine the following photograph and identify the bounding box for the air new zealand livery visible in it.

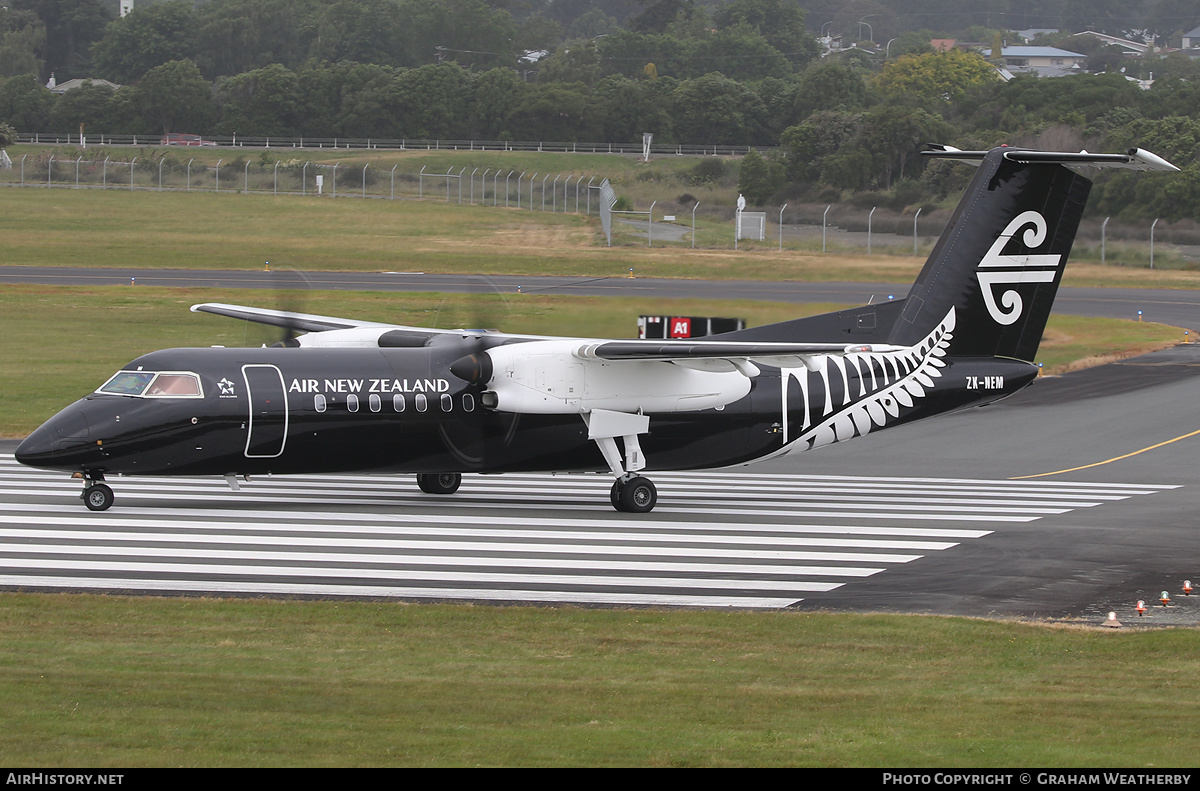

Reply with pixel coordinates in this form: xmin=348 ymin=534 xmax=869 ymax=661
xmin=16 ymin=145 xmax=1179 ymax=513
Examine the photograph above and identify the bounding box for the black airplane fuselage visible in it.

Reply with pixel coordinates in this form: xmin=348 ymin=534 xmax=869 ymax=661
xmin=17 ymin=145 xmax=1179 ymax=513
xmin=18 ymin=344 xmax=1036 ymax=480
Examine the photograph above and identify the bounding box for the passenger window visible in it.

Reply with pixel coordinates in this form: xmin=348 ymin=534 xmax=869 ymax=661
xmin=415 ymin=394 xmax=427 ymax=413
xmin=393 ymin=393 xmax=405 ymax=412
xmin=347 ymin=394 xmax=359 ymax=413
xmin=369 ymin=394 xmax=381 ymax=413
xmin=315 ymin=394 xmax=327 ymax=413
xmin=441 ymin=393 xmax=453 ymax=412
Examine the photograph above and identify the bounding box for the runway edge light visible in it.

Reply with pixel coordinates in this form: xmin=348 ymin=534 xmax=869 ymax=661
xmin=1137 ymin=600 xmax=1146 ymax=616
xmin=1160 ymin=590 xmax=1171 ymax=607
xmin=1184 ymin=580 xmax=1193 ymax=596
xmin=1103 ymin=612 xmax=1121 ymax=628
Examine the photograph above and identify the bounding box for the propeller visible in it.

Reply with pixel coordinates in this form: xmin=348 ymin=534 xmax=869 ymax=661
xmin=266 ymin=266 xmax=313 ymax=347
xmin=435 ymin=275 xmax=519 ymax=469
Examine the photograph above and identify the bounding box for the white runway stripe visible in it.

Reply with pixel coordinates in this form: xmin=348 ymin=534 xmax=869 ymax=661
xmin=0 ymin=456 xmax=1178 ymax=609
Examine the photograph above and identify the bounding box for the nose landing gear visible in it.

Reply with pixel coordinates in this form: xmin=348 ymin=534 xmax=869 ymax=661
xmin=79 ymin=473 xmax=114 ymax=511
xmin=416 ymin=472 xmax=462 ymax=494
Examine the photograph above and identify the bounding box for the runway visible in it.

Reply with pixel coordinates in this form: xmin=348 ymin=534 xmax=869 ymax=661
xmin=3 ymin=266 xmax=1200 ymax=330
xmin=0 ymin=452 xmax=1178 ymax=612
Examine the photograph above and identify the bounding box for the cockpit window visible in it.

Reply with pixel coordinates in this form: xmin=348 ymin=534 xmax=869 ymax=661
xmin=97 ymin=371 xmax=203 ymax=398
xmin=146 ymin=374 xmax=201 ymax=397
xmin=98 ymin=371 xmax=156 ymax=395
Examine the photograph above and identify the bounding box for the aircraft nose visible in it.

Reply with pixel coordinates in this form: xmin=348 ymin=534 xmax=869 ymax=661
xmin=15 ymin=406 xmax=97 ymax=470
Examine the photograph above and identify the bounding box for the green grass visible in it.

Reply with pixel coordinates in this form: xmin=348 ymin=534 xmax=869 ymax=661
xmin=1 ymin=593 xmax=1197 ymax=767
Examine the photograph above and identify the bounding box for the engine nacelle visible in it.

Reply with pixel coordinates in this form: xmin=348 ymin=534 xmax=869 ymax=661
xmin=481 ymin=340 xmax=751 ymax=414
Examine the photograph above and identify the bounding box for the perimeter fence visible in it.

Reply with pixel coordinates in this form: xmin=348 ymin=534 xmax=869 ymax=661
xmin=15 ymin=132 xmax=762 ymax=157
xmin=0 ymin=150 xmax=616 ymax=215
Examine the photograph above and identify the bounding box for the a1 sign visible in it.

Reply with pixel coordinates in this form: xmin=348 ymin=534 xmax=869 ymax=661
xmin=669 ymin=317 xmax=692 ymax=338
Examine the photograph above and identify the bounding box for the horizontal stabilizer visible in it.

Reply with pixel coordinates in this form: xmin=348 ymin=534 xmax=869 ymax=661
xmin=923 ymin=145 xmax=1180 ymax=172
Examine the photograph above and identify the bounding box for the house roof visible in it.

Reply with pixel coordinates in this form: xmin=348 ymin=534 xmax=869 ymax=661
xmin=1001 ymin=46 xmax=1087 ymax=58
xmin=49 ymin=78 xmax=122 ymax=94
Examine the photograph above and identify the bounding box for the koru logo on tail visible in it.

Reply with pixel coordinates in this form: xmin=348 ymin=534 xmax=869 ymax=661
xmin=976 ymin=211 xmax=1062 ymax=325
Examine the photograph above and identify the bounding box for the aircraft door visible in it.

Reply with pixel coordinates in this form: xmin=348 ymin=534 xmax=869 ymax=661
xmin=242 ymin=364 xmax=288 ymax=458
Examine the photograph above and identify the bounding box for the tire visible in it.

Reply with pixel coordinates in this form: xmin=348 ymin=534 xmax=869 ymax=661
xmin=417 ymin=472 xmax=462 ymax=495
xmin=610 ymin=479 xmax=625 ymax=511
xmin=82 ymin=483 xmax=114 ymax=512
xmin=618 ymin=476 xmax=657 ymax=514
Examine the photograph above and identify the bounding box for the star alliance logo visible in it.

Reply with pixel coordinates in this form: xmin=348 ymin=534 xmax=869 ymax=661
xmin=217 ymin=377 xmax=237 ymax=397
xmin=976 ymin=210 xmax=1062 ymax=326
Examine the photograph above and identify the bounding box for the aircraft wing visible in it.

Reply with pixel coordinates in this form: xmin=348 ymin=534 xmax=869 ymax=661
xmin=575 ymin=340 xmax=902 ymax=371
xmin=190 ymin=302 xmax=404 ymax=332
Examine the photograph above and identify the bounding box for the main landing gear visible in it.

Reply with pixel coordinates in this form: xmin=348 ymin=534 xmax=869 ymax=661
xmin=610 ymin=475 xmax=657 ymax=514
xmin=416 ymin=472 xmax=462 ymax=495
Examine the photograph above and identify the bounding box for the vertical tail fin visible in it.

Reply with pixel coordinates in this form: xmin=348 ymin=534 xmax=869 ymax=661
xmin=888 ymin=146 xmax=1178 ymax=361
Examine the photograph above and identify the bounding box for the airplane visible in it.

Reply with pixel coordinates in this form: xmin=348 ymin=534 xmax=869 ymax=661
xmin=15 ymin=145 xmax=1179 ymax=514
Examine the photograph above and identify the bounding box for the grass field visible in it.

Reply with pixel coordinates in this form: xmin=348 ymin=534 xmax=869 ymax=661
xmin=1 ymin=593 xmax=1198 ymax=767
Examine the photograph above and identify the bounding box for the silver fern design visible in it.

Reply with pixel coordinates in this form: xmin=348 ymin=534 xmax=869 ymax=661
xmin=774 ymin=307 xmax=956 ymax=455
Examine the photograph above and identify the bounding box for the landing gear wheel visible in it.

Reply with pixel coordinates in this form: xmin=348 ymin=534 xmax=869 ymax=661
xmin=417 ymin=472 xmax=462 ymax=495
xmin=82 ymin=483 xmax=114 ymax=512
xmin=617 ymin=476 xmax=657 ymax=514
xmin=610 ymin=479 xmax=625 ymax=510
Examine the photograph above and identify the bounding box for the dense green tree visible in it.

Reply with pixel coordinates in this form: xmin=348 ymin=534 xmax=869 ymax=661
xmin=736 ymin=147 xmax=782 ymax=203
xmin=779 ymin=109 xmax=863 ymax=182
xmin=469 ymin=66 xmax=524 ymax=138
xmin=90 ymin=0 xmax=197 ymax=84
xmin=628 ymin=0 xmax=693 ymax=35
xmin=0 ymin=119 xmax=16 ymax=147
xmin=46 ymin=78 xmax=117 ymax=133
xmin=9 ymin=0 xmax=111 ymax=80
xmin=0 ymin=9 xmax=45 ymax=78
xmin=876 ymin=49 xmax=999 ymax=105
xmin=394 ymin=0 xmax=520 ymax=70
xmin=669 ymin=72 xmax=765 ymax=144
xmin=0 ymin=72 xmax=54 ymax=129
xmin=304 ymin=0 xmax=404 ymax=67
xmin=536 ymin=39 xmax=602 ymax=84
xmin=711 ymin=0 xmax=819 ymax=68
xmin=507 ymin=81 xmax=600 ymax=140
xmin=194 ymin=0 xmax=317 ymax=79
xmin=793 ymin=60 xmax=868 ymax=120
xmin=214 ymin=64 xmax=303 ymax=137
xmin=594 ymin=73 xmax=673 ymax=141
xmin=133 ymin=58 xmax=214 ymax=134
xmin=862 ymin=103 xmax=951 ymax=187
xmin=389 ymin=62 xmax=473 ymax=139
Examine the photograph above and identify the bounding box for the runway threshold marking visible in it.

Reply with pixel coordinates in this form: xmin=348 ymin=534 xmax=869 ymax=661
xmin=1012 ymin=427 xmax=1200 ymax=479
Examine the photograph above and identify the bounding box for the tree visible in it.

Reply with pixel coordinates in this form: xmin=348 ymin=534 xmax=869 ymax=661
xmin=9 ymin=0 xmax=111 ymax=80
xmin=0 ymin=120 xmax=16 ymax=147
xmin=0 ymin=9 xmax=45 ymax=78
xmin=0 ymin=72 xmax=54 ymax=130
xmin=214 ymin=63 xmax=302 ymax=137
xmin=711 ymin=0 xmax=819 ymax=69
xmin=388 ymin=62 xmax=473 ymax=139
xmin=876 ymin=49 xmax=999 ymax=105
xmin=469 ymin=67 xmax=524 ymax=138
xmin=47 ymin=78 xmax=118 ymax=133
xmin=737 ymin=147 xmax=781 ymax=204
xmin=134 ymin=59 xmax=214 ymax=134
xmin=90 ymin=0 xmax=197 ymax=84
